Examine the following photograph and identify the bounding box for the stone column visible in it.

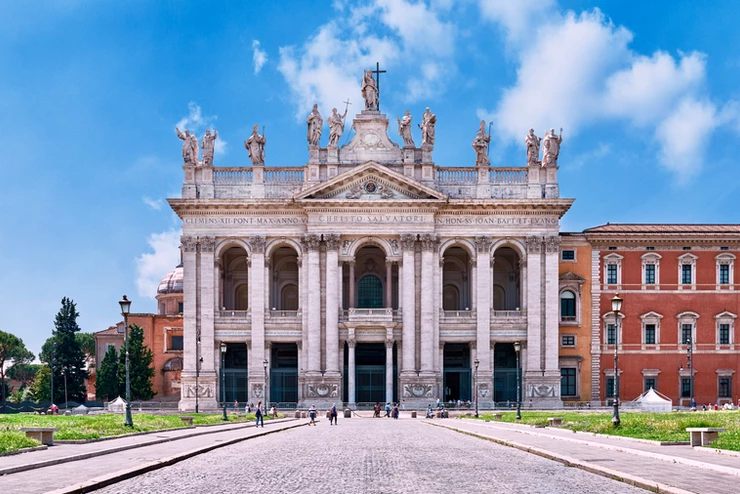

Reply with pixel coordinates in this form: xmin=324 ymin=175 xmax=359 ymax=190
xmin=385 ymin=260 xmax=393 ymax=308
xmin=214 ymin=258 xmax=223 ymax=311
xmin=199 ymin=237 xmax=217 ymax=374
xmin=475 ymin=236 xmax=493 ymax=406
xmin=347 ymin=338 xmax=356 ymax=406
xmin=248 ymin=236 xmax=266 ymax=402
xmin=179 ymin=236 xmax=198 ymax=411
xmin=348 ymin=260 xmax=356 ymax=308
xmin=303 ymin=234 xmax=322 ymax=374
xmin=400 ymin=234 xmax=416 ymax=374
xmin=325 ymin=234 xmax=340 ymax=375
xmin=296 ymin=341 xmax=303 ymax=403
xmin=420 ymin=234 xmax=438 ymax=374
xmin=525 ymin=236 xmax=543 ymax=376
xmin=385 ymin=339 xmax=394 ymax=404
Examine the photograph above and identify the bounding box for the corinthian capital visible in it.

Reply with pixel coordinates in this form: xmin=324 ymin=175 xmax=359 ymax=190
xmin=419 ymin=234 xmax=440 ymax=252
xmin=301 ymin=233 xmax=322 ymax=251
xmin=399 ymin=233 xmax=418 ymax=251
xmin=324 ymin=233 xmax=341 ymax=251
xmin=525 ymin=236 xmax=543 ymax=253
xmin=248 ymin=235 xmax=266 ymax=253
xmin=181 ymin=235 xmax=198 ymax=253
xmin=545 ymin=236 xmax=561 ymax=253
xmin=199 ymin=236 xmax=216 ymax=252
xmin=475 ymin=236 xmax=493 ymax=253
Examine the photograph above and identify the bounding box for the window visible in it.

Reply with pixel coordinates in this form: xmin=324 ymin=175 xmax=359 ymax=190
xmin=645 ymin=324 xmax=656 ymax=345
xmin=178 ymin=302 xmax=184 ymax=314
xmin=721 ymin=246 xmax=729 ymax=251
xmin=159 ymin=303 xmax=166 ymax=315
xmin=718 ymin=377 xmax=732 ymax=398
xmin=683 ymin=247 xmax=691 ymax=251
xmin=682 ymin=265 xmax=692 ymax=284
xmin=605 ymin=377 xmax=615 ymax=398
xmin=682 ymin=324 xmax=692 ymax=344
xmin=644 ymin=377 xmax=656 ymax=392
xmin=561 ymin=335 xmax=576 ymax=347
xmin=719 ymin=265 xmax=730 ymax=284
xmin=677 ymin=253 xmax=697 ymax=287
xmin=106 ymin=344 xmax=116 ymax=352
xmin=560 ymin=291 xmax=576 ymax=321
xmin=357 ymin=275 xmax=384 ymax=308
xmin=716 ymin=253 xmax=735 ymax=286
xmin=603 ymin=253 xmax=623 ymax=285
xmin=117 ymin=324 xmax=125 ymax=333
xmin=607 ymin=265 xmax=617 ymax=284
xmin=646 ymin=246 xmax=655 ymax=251
xmin=561 ymin=368 xmax=576 ymax=396
xmin=608 ymin=246 xmax=617 ymax=250
xmin=645 ymin=264 xmax=655 ymax=284
xmin=719 ymin=324 xmax=730 ymax=345
xmin=170 ymin=335 xmax=184 ymax=351
xmin=677 ymin=312 xmax=699 ymax=345
xmin=607 ymin=324 xmax=616 ymax=345
xmin=561 ymin=250 xmax=575 ymax=261
xmin=681 ymin=378 xmax=691 ymax=398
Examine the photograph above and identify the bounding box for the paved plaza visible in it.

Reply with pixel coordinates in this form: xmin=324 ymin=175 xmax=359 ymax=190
xmin=96 ymin=418 xmax=645 ymax=494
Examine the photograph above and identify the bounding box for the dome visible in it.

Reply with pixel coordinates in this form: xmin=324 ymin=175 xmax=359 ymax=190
xmin=157 ymin=265 xmax=183 ymax=295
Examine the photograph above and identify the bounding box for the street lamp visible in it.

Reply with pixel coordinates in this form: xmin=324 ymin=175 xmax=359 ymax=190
xmin=119 ymin=295 xmax=133 ymax=427
xmin=611 ymin=293 xmax=623 ymax=427
xmin=220 ymin=343 xmax=228 ymax=421
xmin=474 ymin=358 xmax=480 ymax=418
xmin=514 ymin=341 xmax=522 ymax=420
xmin=263 ymin=358 xmax=269 ymax=413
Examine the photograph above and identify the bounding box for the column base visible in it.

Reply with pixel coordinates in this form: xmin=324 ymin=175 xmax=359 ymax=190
xmin=299 ymin=375 xmax=343 ymax=408
xmin=178 ymin=372 xmax=219 ymax=412
xmin=399 ymin=374 xmax=439 ymax=408
xmin=523 ymin=372 xmax=563 ymax=409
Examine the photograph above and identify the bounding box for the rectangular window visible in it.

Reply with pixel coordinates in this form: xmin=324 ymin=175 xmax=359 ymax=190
xmin=117 ymin=324 xmax=124 ymax=333
xmin=644 ymin=264 xmax=655 ymax=284
xmin=561 ymin=250 xmax=575 ymax=261
xmin=644 ymin=377 xmax=656 ymax=392
xmin=681 ymin=378 xmax=691 ymax=398
xmin=607 ymin=324 xmax=616 ymax=345
xmin=645 ymin=324 xmax=656 ymax=345
xmin=106 ymin=344 xmax=116 ymax=352
xmin=561 ymin=335 xmax=576 ymax=347
xmin=170 ymin=335 xmax=184 ymax=351
xmin=606 ymin=377 xmax=614 ymax=398
xmin=681 ymin=264 xmax=692 ymax=284
xmin=607 ymin=264 xmax=617 ymax=284
xmin=178 ymin=302 xmax=184 ymax=314
xmin=719 ymin=324 xmax=730 ymax=345
xmin=561 ymin=368 xmax=577 ymax=396
xmin=682 ymin=324 xmax=692 ymax=344
xmin=719 ymin=265 xmax=730 ymax=285
xmin=646 ymin=246 xmax=655 ymax=251
xmin=718 ymin=377 xmax=731 ymax=398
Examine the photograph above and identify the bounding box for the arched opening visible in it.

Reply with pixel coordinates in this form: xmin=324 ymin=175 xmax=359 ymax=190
xmin=346 ymin=245 xmax=397 ymax=309
xmin=221 ymin=247 xmax=248 ymax=310
xmin=270 ymin=247 xmax=299 ymax=310
xmin=493 ymin=343 xmax=517 ymax=403
xmin=492 ymin=247 xmax=521 ymax=310
xmin=441 ymin=247 xmax=471 ymax=311
xmin=221 ymin=343 xmax=248 ymax=403
xmin=560 ymin=290 xmax=576 ymax=321
xmin=358 ymin=275 xmax=383 ymax=308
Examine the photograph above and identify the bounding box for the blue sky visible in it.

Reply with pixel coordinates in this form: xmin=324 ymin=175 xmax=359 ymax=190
xmin=1 ymin=0 xmax=739 ymax=357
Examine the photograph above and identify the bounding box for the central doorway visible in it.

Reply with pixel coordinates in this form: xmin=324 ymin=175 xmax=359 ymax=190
xmin=355 ymin=343 xmax=385 ymax=404
xmin=443 ymin=343 xmax=471 ymax=402
xmin=223 ymin=343 xmax=248 ymax=403
xmin=493 ymin=343 xmax=518 ymax=403
xmin=270 ymin=343 xmax=298 ymax=405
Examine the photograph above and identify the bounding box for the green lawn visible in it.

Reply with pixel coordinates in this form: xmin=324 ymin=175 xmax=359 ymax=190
xmin=0 ymin=412 xmax=282 ymax=454
xmin=474 ymin=410 xmax=740 ymax=451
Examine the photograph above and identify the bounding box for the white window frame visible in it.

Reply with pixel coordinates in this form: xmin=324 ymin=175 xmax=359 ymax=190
xmin=641 ymin=369 xmax=661 ymax=392
xmin=603 ymin=253 xmax=623 ymax=287
xmin=560 ymin=334 xmax=577 ymax=348
xmin=559 ymin=288 xmax=579 ymax=325
xmin=163 ymin=326 xmax=184 ymax=353
xmin=640 ymin=311 xmax=663 ymax=348
xmin=714 ymin=311 xmax=736 ymax=347
xmin=602 ymin=312 xmax=624 ymax=348
xmin=677 ymin=253 xmax=697 ymax=289
xmin=715 ymin=253 xmax=735 ymax=289
xmin=716 ymin=370 xmax=735 ymax=404
xmin=641 ymin=253 xmax=661 ymax=288
xmin=559 ymin=365 xmax=579 ymax=398
xmin=560 ymin=249 xmax=577 ymax=262
xmin=677 ymin=311 xmax=699 ymax=347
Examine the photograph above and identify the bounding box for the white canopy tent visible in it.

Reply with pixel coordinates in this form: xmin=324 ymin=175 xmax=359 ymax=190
xmin=633 ymin=388 xmax=672 ymax=412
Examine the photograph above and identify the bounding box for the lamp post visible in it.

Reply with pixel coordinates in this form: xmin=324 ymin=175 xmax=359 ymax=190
xmin=263 ymin=358 xmax=268 ymax=412
xmin=514 ymin=341 xmax=522 ymax=420
xmin=687 ymin=337 xmax=694 ymax=409
xmin=119 ymin=295 xmax=133 ymax=427
xmin=611 ymin=293 xmax=622 ymax=427
xmin=220 ymin=343 xmax=228 ymax=421
xmin=474 ymin=358 xmax=480 ymax=418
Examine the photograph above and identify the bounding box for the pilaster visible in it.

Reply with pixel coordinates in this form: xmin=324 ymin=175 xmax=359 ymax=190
xmin=419 ymin=234 xmax=438 ymax=375
xmin=475 ymin=237 xmax=494 ymax=406
xmin=303 ymin=234 xmax=322 ymax=375
xmin=247 ymin=235 xmax=267 ymax=401
xmin=324 ymin=234 xmax=340 ymax=375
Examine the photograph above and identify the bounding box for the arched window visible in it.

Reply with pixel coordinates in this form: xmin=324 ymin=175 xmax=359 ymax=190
xmin=560 ymin=290 xmax=576 ymax=321
xmin=280 ymin=284 xmax=298 ymax=311
xmin=357 ymin=275 xmax=383 ymax=308
xmin=235 ymin=283 xmax=249 ymax=310
xmin=443 ymin=285 xmax=460 ymax=310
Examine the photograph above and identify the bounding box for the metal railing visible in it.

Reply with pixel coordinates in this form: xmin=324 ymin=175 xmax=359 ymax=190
xmin=216 ymin=310 xmax=251 ymax=321
xmin=266 ymin=310 xmax=301 ymax=318
xmin=441 ymin=310 xmax=475 ymax=318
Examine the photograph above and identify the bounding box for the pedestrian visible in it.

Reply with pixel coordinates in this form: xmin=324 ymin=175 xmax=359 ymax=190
xmin=234 ymin=400 xmax=238 ymax=411
xmin=247 ymin=402 xmax=252 ymax=414
xmin=270 ymin=405 xmax=277 ymax=418
xmin=330 ymin=403 xmax=338 ymax=425
xmin=426 ymin=405 xmax=433 ymax=418
xmin=374 ymin=402 xmax=380 ymax=418
xmin=255 ymin=401 xmax=264 ymax=427
xmin=385 ymin=402 xmax=391 ymax=417
xmin=392 ymin=404 xmax=399 ymax=419
xmin=309 ymin=404 xmax=317 ymax=425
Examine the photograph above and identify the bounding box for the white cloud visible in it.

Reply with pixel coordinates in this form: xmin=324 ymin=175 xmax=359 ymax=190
xmin=135 ymin=230 xmax=181 ymax=299
xmin=174 ymin=102 xmax=228 ymax=158
xmin=252 ymin=40 xmax=268 ymax=74
xmin=142 ymin=196 xmax=163 ymax=211
xmin=478 ymin=0 xmax=556 ymax=44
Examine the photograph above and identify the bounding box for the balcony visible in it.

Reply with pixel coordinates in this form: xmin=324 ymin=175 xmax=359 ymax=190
xmin=215 ymin=310 xmax=251 ymax=324
xmin=491 ymin=310 xmax=527 ymax=327
xmin=341 ymin=308 xmax=400 ymax=323
xmin=440 ymin=310 xmax=475 ymax=323
xmin=266 ymin=309 xmax=302 ymax=323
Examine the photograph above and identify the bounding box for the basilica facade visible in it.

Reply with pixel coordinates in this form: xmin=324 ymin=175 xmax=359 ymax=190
xmin=170 ymin=91 xmax=573 ymax=411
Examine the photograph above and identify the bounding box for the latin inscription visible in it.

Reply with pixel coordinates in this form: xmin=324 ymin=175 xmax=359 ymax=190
xmin=184 ymin=215 xmax=558 ymax=226
xmin=436 ymin=217 xmax=558 ymax=226
xmin=184 ymin=217 xmax=307 ymax=225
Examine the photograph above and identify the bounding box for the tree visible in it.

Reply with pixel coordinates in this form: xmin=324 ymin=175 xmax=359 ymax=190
xmin=28 ymin=365 xmax=52 ymax=402
xmin=76 ymin=333 xmax=96 ymax=360
xmin=47 ymin=298 xmax=88 ymax=403
xmin=7 ymin=363 xmax=42 ymax=387
xmin=0 ymin=330 xmax=34 ymax=408
xmin=117 ymin=325 xmax=155 ymax=401
xmin=96 ymin=346 xmax=121 ymax=401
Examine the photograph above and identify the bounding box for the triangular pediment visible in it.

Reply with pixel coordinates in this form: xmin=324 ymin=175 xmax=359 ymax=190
xmin=559 ymin=272 xmax=586 ymax=283
xmin=295 ymin=162 xmax=447 ymax=201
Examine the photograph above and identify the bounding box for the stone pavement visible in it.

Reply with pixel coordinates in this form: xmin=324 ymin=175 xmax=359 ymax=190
xmin=430 ymin=418 xmax=740 ymax=494
xmin=0 ymin=417 xmax=305 ymax=494
xmin=96 ymin=416 xmax=646 ymax=494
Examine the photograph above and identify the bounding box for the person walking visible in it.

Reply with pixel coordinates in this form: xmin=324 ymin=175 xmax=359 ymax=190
xmin=255 ymin=401 xmax=264 ymax=427
xmin=309 ymin=404 xmax=317 ymax=425
xmin=330 ymin=403 xmax=338 ymax=425
xmin=385 ymin=402 xmax=391 ymax=418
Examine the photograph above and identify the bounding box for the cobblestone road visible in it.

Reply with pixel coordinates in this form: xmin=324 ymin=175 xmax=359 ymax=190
xmin=97 ymin=418 xmax=647 ymax=494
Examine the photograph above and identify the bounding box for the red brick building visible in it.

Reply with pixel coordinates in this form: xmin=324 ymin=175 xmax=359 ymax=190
xmin=585 ymin=225 xmax=739 ymax=407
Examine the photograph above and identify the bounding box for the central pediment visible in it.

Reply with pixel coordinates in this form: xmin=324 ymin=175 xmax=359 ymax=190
xmin=295 ymin=162 xmax=447 ymax=202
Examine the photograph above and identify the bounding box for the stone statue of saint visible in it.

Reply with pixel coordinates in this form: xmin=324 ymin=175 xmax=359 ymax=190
xmin=244 ymin=124 xmax=266 ymax=166
xmin=396 ymin=110 xmax=414 ymax=147
xmin=306 ymin=104 xmax=323 ymax=146
xmin=328 ymin=107 xmax=348 ymax=147
xmin=525 ymin=128 xmax=541 ymax=166
xmin=176 ymin=128 xmax=199 ymax=165
xmin=472 ymin=120 xmax=490 ymax=167
xmin=541 ymin=128 xmax=563 ymax=167
xmin=200 ymin=129 xmax=218 ymax=166
xmin=362 ymin=69 xmax=379 ymax=111
xmin=419 ymin=107 xmax=436 ymax=147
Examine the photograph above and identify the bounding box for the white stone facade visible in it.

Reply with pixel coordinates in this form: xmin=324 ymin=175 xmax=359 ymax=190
xmin=171 ymin=109 xmax=572 ymax=410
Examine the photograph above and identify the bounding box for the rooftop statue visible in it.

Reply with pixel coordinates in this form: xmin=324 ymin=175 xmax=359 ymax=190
xmin=306 ymin=104 xmax=323 ymax=146
xmin=244 ymin=124 xmax=266 ymax=166
xmin=525 ymin=128 xmax=541 ymax=166
xmin=176 ymin=127 xmax=199 ymax=166
xmin=362 ymin=69 xmax=379 ymax=111
xmin=472 ymin=120 xmax=490 ymax=167
xmin=541 ymin=128 xmax=563 ymax=167
xmin=200 ymin=129 xmax=218 ymax=166
xmin=328 ymin=106 xmax=348 ymax=147
xmin=397 ymin=110 xmax=414 ymax=147
xmin=419 ymin=107 xmax=436 ymax=147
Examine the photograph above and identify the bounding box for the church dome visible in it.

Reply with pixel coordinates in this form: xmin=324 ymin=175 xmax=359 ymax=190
xmin=157 ymin=265 xmax=183 ymax=295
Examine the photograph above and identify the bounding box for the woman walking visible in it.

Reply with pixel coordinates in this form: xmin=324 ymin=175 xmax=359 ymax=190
xmin=255 ymin=400 xmax=264 ymax=428
xmin=309 ymin=404 xmax=317 ymax=425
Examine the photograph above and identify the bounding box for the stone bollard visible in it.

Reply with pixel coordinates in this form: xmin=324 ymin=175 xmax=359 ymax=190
xmin=294 ymin=411 xmax=301 ymax=419
xmin=411 ymin=411 xmax=417 ymax=418
xmin=493 ymin=413 xmax=502 ymax=421
xmin=344 ymin=409 xmax=352 ymax=418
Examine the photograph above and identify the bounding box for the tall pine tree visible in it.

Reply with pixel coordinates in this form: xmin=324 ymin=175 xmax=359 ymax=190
xmin=49 ymin=298 xmax=88 ymax=403
xmin=96 ymin=346 xmax=121 ymax=401
xmin=117 ymin=325 xmax=155 ymax=401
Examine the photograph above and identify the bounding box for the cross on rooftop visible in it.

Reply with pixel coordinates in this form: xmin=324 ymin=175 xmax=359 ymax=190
xmin=372 ymin=62 xmax=386 ymax=111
